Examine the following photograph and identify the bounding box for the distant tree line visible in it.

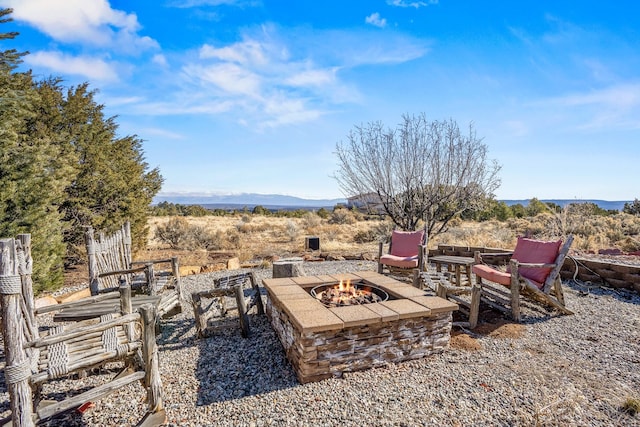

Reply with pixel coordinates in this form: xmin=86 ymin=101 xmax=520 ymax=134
xmin=0 ymin=9 xmax=162 ymax=292
xmin=150 ymin=201 xmax=334 ymax=219
xmin=150 ymin=197 xmax=623 ymax=225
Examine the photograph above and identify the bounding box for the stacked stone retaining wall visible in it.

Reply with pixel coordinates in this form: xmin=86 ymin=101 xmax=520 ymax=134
xmin=430 ymin=244 xmax=640 ymax=294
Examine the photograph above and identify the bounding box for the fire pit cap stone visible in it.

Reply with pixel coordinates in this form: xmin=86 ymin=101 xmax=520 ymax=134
xmin=385 ymin=285 xmax=427 ymax=299
xmin=410 ymin=295 xmax=459 ymax=314
xmin=380 ymin=299 xmax=431 ymax=319
xmin=328 ymin=305 xmax=382 ymax=328
xmin=363 ymin=302 xmax=399 ymax=322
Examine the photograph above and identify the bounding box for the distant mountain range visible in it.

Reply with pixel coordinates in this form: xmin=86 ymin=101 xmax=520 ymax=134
xmin=153 ymin=193 xmax=346 ymax=209
xmin=153 ymin=193 xmax=631 ymax=211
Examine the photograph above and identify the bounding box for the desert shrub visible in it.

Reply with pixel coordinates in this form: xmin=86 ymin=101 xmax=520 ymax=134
xmin=353 ymin=229 xmax=376 ymax=243
xmin=302 ymin=211 xmax=322 ymax=230
xmin=155 ymin=217 xmax=224 ymax=250
xmin=236 ymin=221 xmax=252 ymax=233
xmin=329 ymin=208 xmax=356 ymax=225
xmin=623 ymin=199 xmax=640 ymax=216
xmin=155 ymin=217 xmax=191 ymax=249
xmin=622 ymin=397 xmax=640 ymax=416
xmin=447 ymin=217 xmax=463 ymax=228
xmin=316 ymin=208 xmax=330 ymax=219
xmin=286 ymin=220 xmax=298 ymax=242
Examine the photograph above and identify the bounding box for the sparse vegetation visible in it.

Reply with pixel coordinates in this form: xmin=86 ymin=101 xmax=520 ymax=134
xmin=146 ymin=204 xmax=640 ymax=264
xmin=622 ymin=397 xmax=640 ymax=416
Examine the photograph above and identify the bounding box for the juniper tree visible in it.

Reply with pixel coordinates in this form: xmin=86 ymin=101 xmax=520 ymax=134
xmin=0 ymin=9 xmax=68 ymax=290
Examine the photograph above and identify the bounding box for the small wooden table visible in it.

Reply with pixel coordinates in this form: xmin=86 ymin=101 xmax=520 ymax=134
xmin=429 ymin=255 xmax=475 ymax=286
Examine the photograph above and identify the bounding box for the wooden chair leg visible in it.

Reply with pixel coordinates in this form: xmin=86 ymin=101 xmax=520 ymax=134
xmin=469 ymin=284 xmax=480 ymax=329
xmin=234 ymin=285 xmax=250 ymax=338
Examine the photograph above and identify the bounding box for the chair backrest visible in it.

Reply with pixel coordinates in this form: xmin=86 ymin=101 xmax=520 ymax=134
xmin=389 ymin=229 xmax=426 ymax=257
xmin=511 ymin=235 xmax=573 ymax=291
xmin=85 ymin=222 xmax=133 ymax=294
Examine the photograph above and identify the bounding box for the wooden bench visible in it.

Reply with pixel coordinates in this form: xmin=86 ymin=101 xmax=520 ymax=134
xmin=191 ymin=272 xmax=264 ymax=338
xmin=421 ymin=269 xmax=480 ymax=329
xmin=85 ymin=221 xmax=182 ymax=318
xmin=0 ymin=234 xmax=165 ymax=426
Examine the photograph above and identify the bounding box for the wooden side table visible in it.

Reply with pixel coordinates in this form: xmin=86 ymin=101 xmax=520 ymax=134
xmin=429 ymin=255 xmax=475 ymax=286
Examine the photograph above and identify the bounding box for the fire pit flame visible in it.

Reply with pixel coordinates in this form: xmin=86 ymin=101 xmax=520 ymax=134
xmin=310 ymin=280 xmax=389 ymax=307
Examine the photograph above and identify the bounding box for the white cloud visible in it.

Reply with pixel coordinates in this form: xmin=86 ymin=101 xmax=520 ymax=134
xmin=168 ymin=0 xmax=245 ymax=7
xmin=199 ymin=40 xmax=269 ymax=66
xmin=152 ymin=54 xmax=169 ymax=67
xmin=365 ymin=13 xmax=387 ymax=28
xmin=25 ymin=51 xmax=119 ymax=82
xmin=552 ymin=84 xmax=640 ymax=110
xmin=285 ymin=68 xmax=337 ymax=87
xmin=184 ymin=63 xmax=262 ymax=96
xmin=2 ymin=0 xmax=158 ymax=52
xmin=386 ymin=0 xmax=437 ymax=8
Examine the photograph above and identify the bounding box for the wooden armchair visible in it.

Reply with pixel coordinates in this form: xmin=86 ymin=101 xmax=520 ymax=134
xmin=0 ymin=235 xmax=164 ymax=426
xmin=85 ymin=221 xmax=182 ymax=317
xmin=471 ymin=235 xmax=574 ymax=324
xmin=377 ymin=229 xmax=427 ymax=287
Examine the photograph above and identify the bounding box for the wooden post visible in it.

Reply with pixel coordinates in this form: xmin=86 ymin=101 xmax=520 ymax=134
xmin=171 ymin=256 xmax=182 ymax=300
xmin=144 ymin=263 xmax=156 ymax=295
xmin=234 ymin=285 xmax=250 ymax=338
xmin=0 ymin=238 xmax=35 ymax=426
xmin=469 ymin=284 xmax=481 ymax=329
xmin=123 ymin=221 xmax=132 ymax=267
xmin=139 ymin=304 xmax=163 ymax=414
xmin=377 ymin=242 xmax=384 ymax=274
xmin=510 ymin=259 xmax=521 ymax=322
xmin=119 ymin=279 xmax=134 ymax=341
xmin=85 ymin=227 xmax=101 ymax=295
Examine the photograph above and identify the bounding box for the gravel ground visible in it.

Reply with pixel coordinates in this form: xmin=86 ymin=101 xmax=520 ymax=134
xmin=2 ymin=260 xmax=640 ymax=426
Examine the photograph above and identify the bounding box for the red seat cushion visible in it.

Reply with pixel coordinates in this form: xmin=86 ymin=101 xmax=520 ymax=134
xmin=472 ymin=264 xmax=511 ymax=285
xmin=511 ymin=237 xmax=562 ymax=286
xmin=380 ymin=254 xmax=419 ymax=269
xmin=390 ymin=230 xmax=424 ymax=257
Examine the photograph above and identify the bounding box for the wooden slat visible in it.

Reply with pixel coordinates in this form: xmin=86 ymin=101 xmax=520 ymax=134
xmin=53 ymin=295 xmax=161 ymax=322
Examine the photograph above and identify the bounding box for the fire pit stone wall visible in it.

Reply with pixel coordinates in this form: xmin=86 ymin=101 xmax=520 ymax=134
xmin=263 ymin=271 xmax=458 ymax=383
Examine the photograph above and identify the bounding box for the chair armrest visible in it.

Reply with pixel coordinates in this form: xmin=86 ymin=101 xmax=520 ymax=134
xmin=474 ymin=250 xmax=513 ymax=264
xmin=98 ymin=265 xmax=149 ymax=278
xmin=35 ymin=292 xmax=120 ymax=315
xmin=131 ymin=258 xmax=174 ymax=266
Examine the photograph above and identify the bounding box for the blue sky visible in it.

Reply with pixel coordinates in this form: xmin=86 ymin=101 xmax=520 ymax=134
xmin=2 ymin=0 xmax=639 ymax=201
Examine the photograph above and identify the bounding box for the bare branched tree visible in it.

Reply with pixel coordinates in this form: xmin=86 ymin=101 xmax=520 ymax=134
xmin=335 ymin=113 xmax=501 ymax=236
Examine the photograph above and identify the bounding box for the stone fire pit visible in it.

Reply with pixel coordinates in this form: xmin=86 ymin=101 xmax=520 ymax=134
xmin=262 ymin=271 xmax=458 ymax=383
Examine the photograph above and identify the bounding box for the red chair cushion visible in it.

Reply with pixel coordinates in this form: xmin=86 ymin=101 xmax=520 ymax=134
xmin=510 ymin=237 xmax=562 ymax=286
xmin=472 ymin=264 xmax=511 ymax=285
xmin=390 ymin=230 xmax=424 ymax=257
xmin=380 ymin=254 xmax=419 ymax=269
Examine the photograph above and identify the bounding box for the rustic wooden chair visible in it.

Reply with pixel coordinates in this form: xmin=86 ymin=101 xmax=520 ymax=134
xmin=470 ymin=235 xmax=574 ymax=324
xmin=85 ymin=221 xmax=182 ymax=317
xmin=377 ymin=229 xmax=427 ymax=287
xmin=191 ymin=272 xmax=264 ymax=338
xmin=0 ymin=235 xmax=165 ymax=426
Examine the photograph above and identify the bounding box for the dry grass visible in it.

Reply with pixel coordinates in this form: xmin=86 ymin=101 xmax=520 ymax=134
xmin=145 ymin=211 xmax=640 ymax=266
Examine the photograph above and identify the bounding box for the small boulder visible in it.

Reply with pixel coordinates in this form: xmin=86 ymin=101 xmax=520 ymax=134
xmin=35 ymin=295 xmax=59 ymax=309
xmin=56 ymin=288 xmax=91 ymax=304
